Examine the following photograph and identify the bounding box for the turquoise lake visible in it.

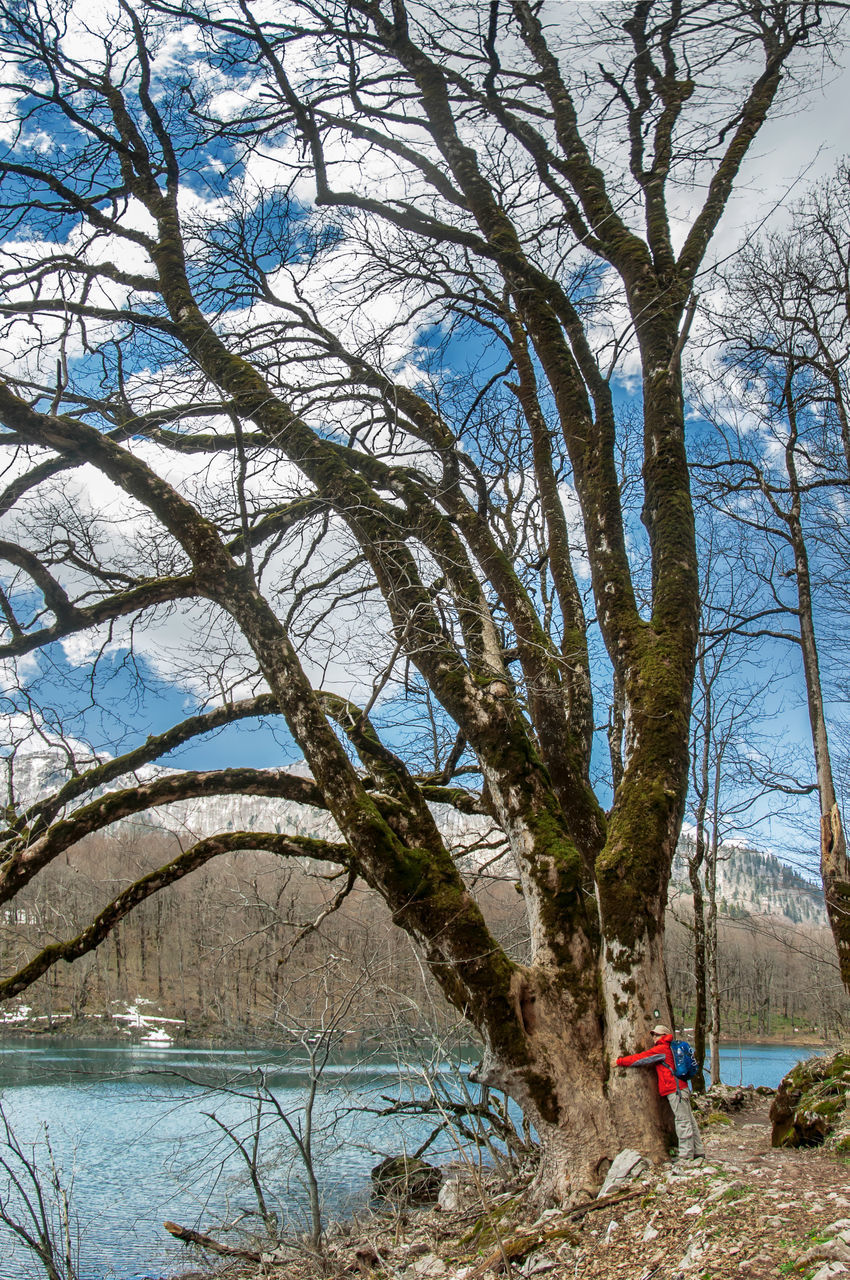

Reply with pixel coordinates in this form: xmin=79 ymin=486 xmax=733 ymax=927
xmin=0 ymin=1037 xmax=829 ymax=1280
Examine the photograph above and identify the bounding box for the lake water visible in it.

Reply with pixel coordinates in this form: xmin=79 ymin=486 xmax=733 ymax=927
xmin=0 ymin=1037 xmax=829 ymax=1280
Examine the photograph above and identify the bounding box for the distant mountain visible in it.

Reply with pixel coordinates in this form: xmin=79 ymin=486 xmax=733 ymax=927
xmin=0 ymin=748 xmax=477 ymax=850
xmin=2 ymin=748 xmax=827 ymax=925
xmin=1 ymin=748 xmax=86 ymax=806
xmin=0 ymin=748 xmax=342 ymax=842
xmin=672 ymin=834 xmax=825 ymax=925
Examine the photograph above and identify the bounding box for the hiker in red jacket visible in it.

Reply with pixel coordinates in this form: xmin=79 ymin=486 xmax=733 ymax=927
xmin=616 ymin=1024 xmax=705 ymax=1163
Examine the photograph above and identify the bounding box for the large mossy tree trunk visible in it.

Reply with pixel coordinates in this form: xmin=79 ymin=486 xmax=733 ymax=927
xmin=464 ymin=863 xmax=679 ymax=1202
xmin=468 ymin=937 xmax=674 ymax=1202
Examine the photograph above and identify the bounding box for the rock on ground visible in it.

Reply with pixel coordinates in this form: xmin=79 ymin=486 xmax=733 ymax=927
xmin=770 ymin=1049 xmax=850 ymax=1152
xmin=597 ymin=1149 xmax=649 ymax=1198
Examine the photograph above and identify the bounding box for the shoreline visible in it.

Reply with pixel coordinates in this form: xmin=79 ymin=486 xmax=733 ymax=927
xmin=156 ymin=1091 xmax=849 ymax=1280
xmin=0 ymin=1017 xmax=384 ymax=1052
xmin=0 ymin=1037 xmax=843 ymax=1280
xmin=0 ymin=1017 xmax=839 ymax=1053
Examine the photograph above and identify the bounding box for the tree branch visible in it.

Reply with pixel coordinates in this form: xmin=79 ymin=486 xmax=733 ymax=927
xmin=0 ymin=829 xmax=349 ymax=1002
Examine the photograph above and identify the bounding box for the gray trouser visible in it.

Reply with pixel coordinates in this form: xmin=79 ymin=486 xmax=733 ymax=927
xmin=667 ymin=1088 xmax=705 ymax=1159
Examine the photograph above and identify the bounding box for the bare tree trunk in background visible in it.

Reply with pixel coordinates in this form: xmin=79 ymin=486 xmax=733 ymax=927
xmin=705 ymin=188 xmax=850 ymax=995
xmin=785 ymin=392 xmax=850 ymax=994
xmin=707 ymin=770 xmax=723 ymax=1087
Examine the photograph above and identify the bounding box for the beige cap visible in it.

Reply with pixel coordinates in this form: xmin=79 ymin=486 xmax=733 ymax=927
xmin=652 ymin=1023 xmax=672 ymax=1036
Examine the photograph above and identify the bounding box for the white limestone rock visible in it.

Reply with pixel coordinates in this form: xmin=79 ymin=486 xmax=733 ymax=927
xmin=597 ymin=1149 xmax=648 ymax=1198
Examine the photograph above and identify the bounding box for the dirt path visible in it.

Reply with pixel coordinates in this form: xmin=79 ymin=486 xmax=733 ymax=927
xmin=565 ymin=1097 xmax=850 ymax=1280
xmin=353 ymin=1096 xmax=850 ymax=1280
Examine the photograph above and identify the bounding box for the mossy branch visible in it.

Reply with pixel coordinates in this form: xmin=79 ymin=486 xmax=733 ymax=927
xmin=0 ymin=767 xmax=331 ymax=904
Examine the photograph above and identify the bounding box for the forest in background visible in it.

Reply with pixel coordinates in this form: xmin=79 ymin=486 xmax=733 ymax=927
xmin=2 ymin=825 xmax=845 ymax=1046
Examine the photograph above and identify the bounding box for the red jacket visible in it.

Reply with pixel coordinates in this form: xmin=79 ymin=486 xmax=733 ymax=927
xmin=616 ymin=1033 xmax=680 ymax=1096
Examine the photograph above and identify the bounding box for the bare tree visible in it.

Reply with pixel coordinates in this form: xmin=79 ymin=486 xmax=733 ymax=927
xmin=0 ymin=1106 xmax=80 ymax=1280
xmin=167 ymin=963 xmax=368 ymax=1261
xmin=0 ymin=0 xmax=836 ymax=1198
xmin=696 ymin=166 xmax=850 ymax=994
xmin=684 ymin=512 xmax=799 ymax=1084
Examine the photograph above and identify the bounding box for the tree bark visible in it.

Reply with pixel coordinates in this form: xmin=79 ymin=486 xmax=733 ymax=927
xmin=474 ymin=953 xmax=672 ymax=1202
xmin=821 ymin=805 xmax=850 ymax=993
xmin=785 ymin=402 xmax=850 ymax=994
xmin=707 ymin=768 xmax=723 ymax=1087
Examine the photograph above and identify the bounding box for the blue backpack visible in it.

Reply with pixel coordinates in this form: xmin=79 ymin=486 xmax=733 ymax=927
xmin=670 ymin=1039 xmax=699 ymax=1081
